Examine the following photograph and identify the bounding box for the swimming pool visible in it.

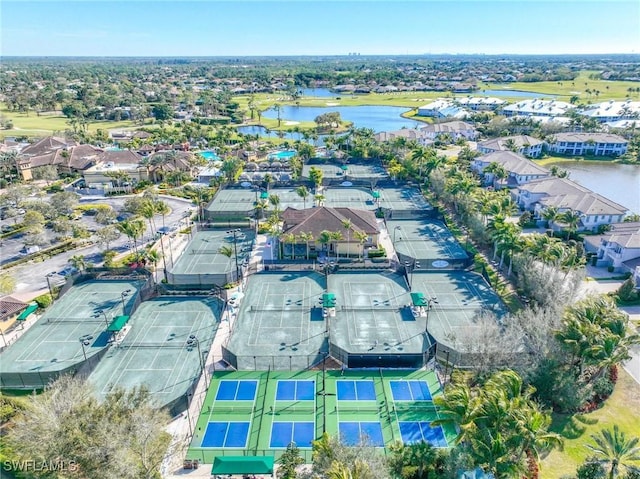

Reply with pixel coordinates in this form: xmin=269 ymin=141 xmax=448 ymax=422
xmin=269 ymin=150 xmax=296 ymax=160
xmin=199 ymin=150 xmax=219 ymax=160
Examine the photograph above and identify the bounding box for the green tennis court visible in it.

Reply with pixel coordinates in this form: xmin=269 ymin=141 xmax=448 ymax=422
xmin=88 ymin=296 xmax=223 ymax=412
xmin=387 ymin=219 xmax=468 ymax=261
xmin=0 ymin=279 xmax=143 ymax=389
xmin=224 ymin=272 xmax=327 ymax=370
xmin=322 ymin=187 xmax=381 ymax=209
xmin=411 ymin=271 xmax=508 ymax=351
xmin=186 ymin=369 xmax=455 ymax=464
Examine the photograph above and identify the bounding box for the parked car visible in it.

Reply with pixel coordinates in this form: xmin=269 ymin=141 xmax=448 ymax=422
xmin=58 ymin=266 xmax=78 ymax=277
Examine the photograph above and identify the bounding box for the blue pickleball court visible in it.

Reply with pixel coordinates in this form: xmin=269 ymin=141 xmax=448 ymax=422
xmin=398 ymin=421 xmax=447 ymax=447
xmin=390 ymin=380 xmax=431 ymax=401
xmin=275 ymin=380 xmax=316 ymax=401
xmin=269 ymin=421 xmax=315 ymax=448
xmin=336 ymin=380 xmax=377 ymax=401
xmin=215 ymin=380 xmax=258 ymax=401
xmin=201 ymin=422 xmax=250 ymax=448
xmin=339 ymin=422 xmax=384 ymax=447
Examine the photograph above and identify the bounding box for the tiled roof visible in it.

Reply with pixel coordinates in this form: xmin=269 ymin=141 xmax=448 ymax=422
xmin=478 ymin=135 xmax=543 ymax=151
xmin=476 ymin=151 xmax=549 ymax=176
xmin=96 ymin=150 xmax=143 ymax=165
xmin=420 ymin=121 xmax=476 ymax=134
xmin=522 ymin=177 xmax=628 ymax=216
xmin=282 ymin=207 xmax=379 ymax=238
xmin=551 ymin=132 xmax=627 ymax=144
xmin=20 ymin=136 xmax=76 ymax=156
xmin=0 ymin=296 xmax=28 ymax=321
xmin=66 ymin=144 xmax=101 ymax=170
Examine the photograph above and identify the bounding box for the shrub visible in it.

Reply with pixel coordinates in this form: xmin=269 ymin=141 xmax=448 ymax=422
xmin=367 ymin=247 xmax=386 ymax=258
xmin=592 ymin=375 xmax=614 ymax=400
xmin=616 ymin=278 xmax=639 ymax=303
xmin=34 ymin=293 xmax=53 ymax=309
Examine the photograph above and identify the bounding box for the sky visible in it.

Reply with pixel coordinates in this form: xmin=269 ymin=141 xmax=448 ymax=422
xmin=2 ymin=0 xmax=639 ymax=57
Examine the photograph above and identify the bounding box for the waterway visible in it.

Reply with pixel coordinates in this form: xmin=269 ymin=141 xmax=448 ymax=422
xmin=553 ymin=161 xmax=640 ymax=215
xmin=262 ymin=105 xmax=421 ymax=132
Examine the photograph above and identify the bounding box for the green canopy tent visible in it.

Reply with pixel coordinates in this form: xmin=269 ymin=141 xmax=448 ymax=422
xmin=260 ymin=191 xmax=269 ymax=200
xmin=107 ymin=315 xmax=130 ymax=332
xmin=16 ymin=303 xmax=38 ymax=321
xmin=371 ymin=191 xmax=380 ymax=199
xmin=322 ymin=293 xmax=336 ymax=308
xmin=211 ymin=456 xmax=274 ymax=475
xmin=410 ymin=292 xmax=428 ymax=307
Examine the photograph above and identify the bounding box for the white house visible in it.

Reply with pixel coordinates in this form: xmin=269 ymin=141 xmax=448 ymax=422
xmin=416 ymin=100 xmax=468 ymax=119
xmin=580 ymin=100 xmax=640 ymax=123
xmin=546 ymin=133 xmax=628 ymax=157
xmin=374 ymin=129 xmax=433 ymax=147
xmin=502 ymin=99 xmax=573 ymax=118
xmin=585 ymin=222 xmax=640 ymax=274
xmin=419 ymin=121 xmax=478 ymax=141
xmin=477 ymin=135 xmax=544 ymax=158
xmin=455 ymin=97 xmax=506 ymax=111
xmin=516 ymin=177 xmax=628 ymax=232
xmin=471 ymin=151 xmax=549 ymax=187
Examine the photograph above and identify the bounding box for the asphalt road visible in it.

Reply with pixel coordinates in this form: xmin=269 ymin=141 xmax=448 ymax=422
xmin=5 ymin=195 xmax=195 ymax=296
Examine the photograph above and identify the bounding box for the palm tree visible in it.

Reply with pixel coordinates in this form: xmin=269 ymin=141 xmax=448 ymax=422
xmin=269 ymin=194 xmax=281 ymax=216
xmin=586 ymin=426 xmax=640 ymax=479
xmin=353 ymin=230 xmax=368 ymax=260
xmin=116 ymin=217 xmax=146 ymax=255
xmin=541 ymin=206 xmax=559 ymax=228
xmin=281 ymin=233 xmax=297 ymax=260
xmin=69 ymin=254 xmax=89 ymax=272
xmin=0 ymin=273 xmax=16 ymax=295
xmin=144 ymin=249 xmax=162 ymax=283
xmin=154 ymin=200 xmax=171 ymax=229
xmin=219 ymin=245 xmax=233 ymax=258
xmin=483 ymin=162 xmax=508 ymax=188
xmin=296 ymin=185 xmax=310 ymax=209
xmin=298 ymin=231 xmax=314 ymax=260
xmin=138 ymin=199 xmax=158 ymax=236
xmin=341 ymin=219 xmax=352 ymax=259
xmin=560 ymin=209 xmax=581 ymax=240
xmin=330 ymin=231 xmax=343 ymax=258
xmin=318 ymin=230 xmax=332 ymax=254
xmin=314 ymin=194 xmax=325 ymax=207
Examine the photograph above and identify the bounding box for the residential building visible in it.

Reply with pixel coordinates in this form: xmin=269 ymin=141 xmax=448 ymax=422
xmin=19 ymin=136 xmax=77 ymax=157
xmin=83 ymin=162 xmax=148 ymax=188
xmin=280 ymin=207 xmax=379 ymax=259
xmin=0 ymin=296 xmax=28 ymax=323
xmin=546 ymin=133 xmax=628 ymax=157
xmin=477 ymin=135 xmax=544 ymax=158
xmin=580 ymin=100 xmax=640 ymax=123
xmin=374 ymin=128 xmax=432 ymax=147
xmin=516 ymin=177 xmax=628 ymax=231
xmin=502 ymin=99 xmax=573 ymax=117
xmin=471 ymin=151 xmax=549 ymax=187
xmin=584 ymin=222 xmax=640 ymax=274
xmin=419 ymin=121 xmax=478 ymax=141
xmin=455 ymin=96 xmax=506 ymax=111
xmin=416 ymin=100 xmax=468 ymax=119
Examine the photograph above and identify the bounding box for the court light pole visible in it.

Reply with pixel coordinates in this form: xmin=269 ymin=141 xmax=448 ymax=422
xmin=45 ymin=271 xmax=57 ymax=297
xmin=404 ymin=260 xmax=420 ymax=291
xmin=95 ymin=309 xmax=109 ymax=327
xmin=79 ymin=338 xmax=91 ymax=361
xmin=121 ymin=289 xmax=131 ymax=314
xmin=424 ymin=297 xmax=438 ymax=335
xmin=227 ymin=229 xmax=241 ymax=284
xmin=393 ymin=225 xmax=401 ymax=243
xmin=187 ymin=335 xmax=204 ymax=377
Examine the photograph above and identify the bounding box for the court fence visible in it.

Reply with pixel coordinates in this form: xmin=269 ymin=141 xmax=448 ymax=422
xmin=220 ymin=348 xmax=328 ymax=371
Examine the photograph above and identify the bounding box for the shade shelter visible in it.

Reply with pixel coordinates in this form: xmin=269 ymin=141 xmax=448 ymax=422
xmin=211 ymin=456 xmax=274 ymax=475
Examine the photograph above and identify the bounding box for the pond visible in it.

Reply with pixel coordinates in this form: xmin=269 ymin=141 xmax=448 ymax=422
xmin=553 ymin=161 xmax=640 ymax=215
xmin=299 ymin=88 xmax=342 ymax=98
xmin=262 ymin=105 xmax=421 ymax=132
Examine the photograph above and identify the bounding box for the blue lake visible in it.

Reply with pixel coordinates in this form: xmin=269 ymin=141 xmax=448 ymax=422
xmin=554 ymin=161 xmax=640 ymax=215
xmin=262 ymin=105 xmax=421 ymax=132
xmin=300 ymin=88 xmax=342 ymax=98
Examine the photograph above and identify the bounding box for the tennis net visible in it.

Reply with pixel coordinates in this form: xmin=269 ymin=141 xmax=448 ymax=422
xmin=336 ymin=403 xmax=380 ymax=414
xmin=116 ymin=342 xmax=188 ymax=349
xmin=250 ymin=305 xmax=312 ymax=312
xmin=210 ymin=404 xmax=255 ymax=415
xmin=46 ymin=318 xmax=106 ymax=324
xmin=340 ymin=305 xmax=401 ymax=311
xmin=392 ymin=403 xmax=439 ymax=414
xmin=271 ymin=405 xmax=316 ymax=415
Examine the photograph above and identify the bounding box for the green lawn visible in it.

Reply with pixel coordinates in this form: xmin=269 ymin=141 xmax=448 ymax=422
xmin=535 ymin=155 xmax=623 ymax=167
xmin=0 ymin=107 xmax=139 ymax=138
xmin=483 ymin=71 xmax=639 ymax=102
xmin=540 ymin=369 xmax=640 ymax=479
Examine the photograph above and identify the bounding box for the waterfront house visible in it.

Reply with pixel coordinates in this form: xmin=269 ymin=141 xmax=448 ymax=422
xmin=419 ymin=121 xmax=478 ymax=141
xmin=455 ymin=97 xmax=506 ymax=111
xmin=580 ymin=100 xmax=640 ymax=123
xmin=516 ymin=177 xmax=628 ymax=232
xmin=477 ymin=135 xmax=544 ymax=158
xmin=416 ymin=100 xmax=468 ymax=119
xmin=501 ymin=99 xmax=573 ymax=118
xmin=471 ymin=151 xmax=549 ymax=187
xmin=584 ymin=222 xmax=640 ymax=274
xmin=545 ymin=132 xmax=628 ymax=157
